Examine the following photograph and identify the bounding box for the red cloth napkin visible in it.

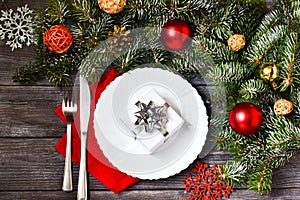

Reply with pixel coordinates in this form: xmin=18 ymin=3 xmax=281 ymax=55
xmin=55 ymin=68 xmax=140 ymax=193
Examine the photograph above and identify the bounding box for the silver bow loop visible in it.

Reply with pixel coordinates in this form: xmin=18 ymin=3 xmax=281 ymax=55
xmin=134 ymin=101 xmax=169 ymax=136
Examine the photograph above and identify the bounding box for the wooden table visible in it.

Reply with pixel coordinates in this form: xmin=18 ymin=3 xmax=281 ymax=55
xmin=1 ymin=1 xmax=300 ymax=199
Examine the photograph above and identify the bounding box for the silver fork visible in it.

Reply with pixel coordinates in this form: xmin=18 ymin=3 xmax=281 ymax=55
xmin=62 ymin=97 xmax=77 ymax=192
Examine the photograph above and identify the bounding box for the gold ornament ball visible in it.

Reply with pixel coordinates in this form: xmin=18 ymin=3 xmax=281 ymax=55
xmin=274 ymin=99 xmax=293 ymax=116
xmin=98 ymin=0 xmax=126 ymax=14
xmin=227 ymin=34 xmax=246 ymax=52
xmin=259 ymin=62 xmax=279 ymax=82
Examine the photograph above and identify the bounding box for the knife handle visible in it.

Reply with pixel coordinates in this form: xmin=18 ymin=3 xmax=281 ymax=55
xmin=62 ymin=123 xmax=73 ymax=192
xmin=77 ymin=133 xmax=87 ymax=200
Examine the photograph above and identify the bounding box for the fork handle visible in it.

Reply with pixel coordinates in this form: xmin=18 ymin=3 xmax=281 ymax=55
xmin=62 ymin=122 xmax=73 ymax=192
xmin=77 ymin=132 xmax=87 ymax=200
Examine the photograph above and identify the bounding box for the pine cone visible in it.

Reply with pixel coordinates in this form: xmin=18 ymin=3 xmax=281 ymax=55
xmin=108 ymin=25 xmax=131 ymax=52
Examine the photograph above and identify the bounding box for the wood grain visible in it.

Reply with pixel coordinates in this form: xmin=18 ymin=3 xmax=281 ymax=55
xmin=1 ymin=0 xmax=300 ymax=199
xmin=1 ymin=189 xmax=300 ymax=200
xmin=0 ymin=86 xmax=64 ymax=137
xmin=0 ymin=138 xmax=299 ymax=192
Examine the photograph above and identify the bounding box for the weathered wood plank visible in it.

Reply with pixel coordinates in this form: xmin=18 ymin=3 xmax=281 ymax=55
xmin=1 ymin=189 xmax=300 ymax=200
xmin=229 ymin=189 xmax=300 ymax=200
xmin=0 ymin=46 xmax=37 ymax=85
xmin=0 ymin=86 xmax=65 ymax=137
xmin=1 ymin=0 xmax=299 ymax=199
xmin=0 ymin=138 xmax=299 ymax=193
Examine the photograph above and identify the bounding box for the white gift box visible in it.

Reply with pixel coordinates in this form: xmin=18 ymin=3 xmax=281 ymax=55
xmin=129 ymin=89 xmax=184 ymax=153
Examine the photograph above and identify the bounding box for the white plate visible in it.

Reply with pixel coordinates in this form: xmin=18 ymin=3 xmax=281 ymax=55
xmin=94 ymin=68 xmax=208 ymax=179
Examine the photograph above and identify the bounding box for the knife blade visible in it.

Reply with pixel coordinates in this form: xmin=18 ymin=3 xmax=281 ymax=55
xmin=79 ymin=75 xmax=91 ymax=133
xmin=78 ymin=75 xmax=90 ymax=200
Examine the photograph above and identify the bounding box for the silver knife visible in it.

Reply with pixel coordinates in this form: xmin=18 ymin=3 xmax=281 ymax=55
xmin=78 ymin=75 xmax=90 ymax=200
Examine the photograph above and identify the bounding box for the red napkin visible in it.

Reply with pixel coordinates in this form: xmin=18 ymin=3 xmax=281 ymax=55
xmin=55 ymin=68 xmax=140 ymax=193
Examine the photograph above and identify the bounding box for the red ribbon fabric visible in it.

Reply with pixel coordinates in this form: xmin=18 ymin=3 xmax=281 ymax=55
xmin=55 ymin=68 xmax=140 ymax=193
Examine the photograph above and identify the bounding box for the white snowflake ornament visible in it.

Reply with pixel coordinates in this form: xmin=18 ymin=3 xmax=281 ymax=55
xmin=0 ymin=4 xmax=34 ymax=51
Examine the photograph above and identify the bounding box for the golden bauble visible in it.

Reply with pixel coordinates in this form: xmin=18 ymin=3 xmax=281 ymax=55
xmin=259 ymin=62 xmax=279 ymax=82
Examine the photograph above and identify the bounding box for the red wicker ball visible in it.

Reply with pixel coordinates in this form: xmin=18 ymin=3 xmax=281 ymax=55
xmin=43 ymin=24 xmax=73 ymax=54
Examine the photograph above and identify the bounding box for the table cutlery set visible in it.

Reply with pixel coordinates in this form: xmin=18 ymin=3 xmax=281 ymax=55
xmin=59 ymin=68 xmax=209 ymax=198
xmin=61 ymin=75 xmax=91 ymax=200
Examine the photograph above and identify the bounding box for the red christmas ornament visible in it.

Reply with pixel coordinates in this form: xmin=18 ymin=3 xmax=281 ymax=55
xmin=229 ymin=102 xmax=262 ymax=136
xmin=43 ymin=24 xmax=73 ymax=54
xmin=160 ymin=19 xmax=192 ymax=51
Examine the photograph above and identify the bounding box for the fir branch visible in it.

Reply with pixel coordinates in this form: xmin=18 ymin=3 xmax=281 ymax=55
xmin=114 ymin=48 xmax=149 ymax=73
xmin=255 ymin=10 xmax=282 ymax=38
xmin=169 ymin=0 xmax=209 ymax=22
xmin=249 ymin=147 xmax=298 ymax=194
xmin=290 ymin=89 xmax=300 ymax=126
xmin=12 ymin=62 xmax=44 ymax=84
xmin=208 ymin=2 xmax=239 ymax=40
xmin=71 ymin=23 xmax=87 ymax=49
xmin=274 ymin=0 xmax=300 ymax=24
xmin=195 ymin=0 xmax=261 ymax=40
xmin=216 ymin=127 xmax=234 ymax=149
xmin=32 ymin=8 xmax=51 ymax=47
xmin=278 ymin=32 xmax=298 ymax=91
xmin=111 ymin=11 xmax=135 ymax=29
xmin=195 ymin=35 xmax=238 ymax=63
xmin=208 ymin=85 xmax=228 ymax=109
xmin=266 ymin=114 xmax=300 ymax=150
xmin=291 ymin=0 xmax=300 ymax=19
xmin=189 ymin=40 xmax=216 ymax=70
xmin=47 ymin=0 xmax=70 ymax=23
xmin=79 ymin=43 xmax=115 ymax=82
xmin=234 ymin=0 xmax=266 ymax=37
xmin=245 ymin=25 xmax=287 ymax=64
xmin=85 ymin=14 xmax=113 ymax=47
xmin=44 ymin=61 xmax=71 ymax=87
xmin=248 ymin=165 xmax=273 ymax=195
xmin=209 ymin=113 xmax=227 ymax=134
xmin=206 ymin=62 xmax=252 ymax=84
xmin=167 ymin=57 xmax=202 ymax=78
xmin=129 ymin=0 xmax=211 ymax=27
xmin=69 ymin=0 xmax=98 ymax=22
xmin=219 ymin=161 xmax=247 ymax=187
xmin=129 ymin=0 xmax=169 ymax=25
xmin=146 ymin=38 xmax=169 ymax=64
xmin=239 ymin=79 xmax=270 ymax=100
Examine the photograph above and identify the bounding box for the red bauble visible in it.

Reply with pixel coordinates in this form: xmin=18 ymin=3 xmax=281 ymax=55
xmin=43 ymin=24 xmax=73 ymax=54
xmin=229 ymin=102 xmax=263 ymax=136
xmin=160 ymin=19 xmax=192 ymax=51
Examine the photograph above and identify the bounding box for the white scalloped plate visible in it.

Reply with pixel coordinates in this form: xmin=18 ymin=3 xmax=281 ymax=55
xmin=94 ymin=68 xmax=208 ymax=179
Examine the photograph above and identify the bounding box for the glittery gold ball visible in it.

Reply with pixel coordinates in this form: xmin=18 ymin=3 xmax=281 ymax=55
xmin=259 ymin=62 xmax=279 ymax=82
xmin=274 ymin=99 xmax=293 ymax=116
xmin=98 ymin=0 xmax=126 ymax=14
xmin=227 ymin=34 xmax=246 ymax=52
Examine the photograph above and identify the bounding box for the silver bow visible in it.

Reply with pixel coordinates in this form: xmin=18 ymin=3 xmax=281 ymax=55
xmin=134 ymin=101 xmax=169 ymax=136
